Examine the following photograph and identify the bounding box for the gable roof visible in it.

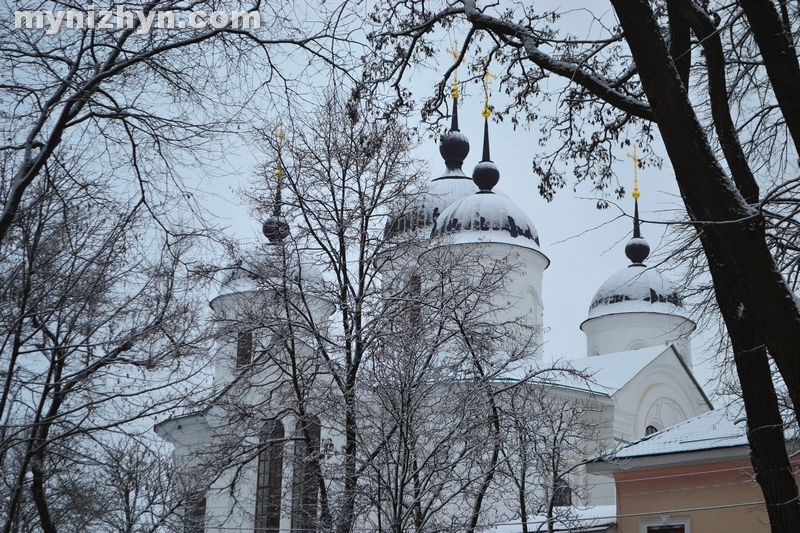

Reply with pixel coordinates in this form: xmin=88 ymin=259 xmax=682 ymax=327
xmin=567 ymin=346 xmax=668 ymax=394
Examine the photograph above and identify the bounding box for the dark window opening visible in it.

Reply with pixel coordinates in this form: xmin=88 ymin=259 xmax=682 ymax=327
xmin=184 ymin=492 xmax=206 ymax=533
xmin=237 ymin=331 xmax=253 ymax=367
xmin=645 ymin=425 xmax=659 ymax=436
xmin=647 ymin=526 xmax=685 ymax=532
xmin=255 ymin=421 xmax=284 ymax=533
xmin=292 ymin=417 xmax=321 ymax=532
xmin=408 ymin=274 xmax=421 ymax=326
xmin=552 ymin=484 xmax=572 ymax=507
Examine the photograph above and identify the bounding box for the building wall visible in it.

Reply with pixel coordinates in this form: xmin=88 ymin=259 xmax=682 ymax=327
xmin=614 ymin=460 xmax=780 ymax=533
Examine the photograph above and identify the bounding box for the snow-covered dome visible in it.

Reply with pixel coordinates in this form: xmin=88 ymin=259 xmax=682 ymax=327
xmin=587 ymin=263 xmax=684 ymax=319
xmin=431 ymin=189 xmax=541 ymax=250
xmin=213 ymin=248 xmax=323 ymax=304
xmin=585 ymin=201 xmax=686 ymax=320
xmin=212 ymin=217 xmax=323 ymax=307
xmin=430 ymin=119 xmax=542 ymax=253
xmin=385 ymin=98 xmax=476 ymax=236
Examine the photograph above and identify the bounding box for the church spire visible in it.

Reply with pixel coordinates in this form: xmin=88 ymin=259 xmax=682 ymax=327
xmin=472 ymin=61 xmax=500 ymax=193
xmin=263 ymin=123 xmax=291 ymax=243
xmin=439 ymin=42 xmax=469 ymax=175
xmin=624 ymin=145 xmax=650 ymax=265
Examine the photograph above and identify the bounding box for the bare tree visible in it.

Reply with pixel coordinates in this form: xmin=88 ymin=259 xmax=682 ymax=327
xmin=0 ymin=0 xmax=358 ymax=247
xmin=177 ymin=91 xmax=598 ymax=533
xmin=498 ymin=383 xmax=606 ymax=533
xmin=0 ymin=161 xmax=209 ymax=533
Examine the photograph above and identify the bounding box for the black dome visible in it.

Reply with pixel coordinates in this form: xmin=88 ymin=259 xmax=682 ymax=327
xmin=262 ymin=217 xmax=290 ymax=243
xmin=625 ymin=237 xmax=650 ymax=265
xmin=440 ymin=130 xmax=470 ymax=169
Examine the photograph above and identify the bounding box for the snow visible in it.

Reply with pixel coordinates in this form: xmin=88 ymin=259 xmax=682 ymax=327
xmin=215 ymin=248 xmax=323 ymax=300
xmin=432 ymin=188 xmax=541 ymax=250
xmin=560 ymin=346 xmax=670 ymax=394
xmin=614 ymin=404 xmax=747 ymax=458
xmin=485 ymin=505 xmax=617 ymax=533
xmin=587 ymin=264 xmax=686 ymax=319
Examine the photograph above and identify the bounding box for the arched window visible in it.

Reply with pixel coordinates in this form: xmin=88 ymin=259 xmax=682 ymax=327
xmin=292 ymin=417 xmax=321 ymax=532
xmin=645 ymin=425 xmax=659 ymax=436
xmin=255 ymin=421 xmax=284 ymax=533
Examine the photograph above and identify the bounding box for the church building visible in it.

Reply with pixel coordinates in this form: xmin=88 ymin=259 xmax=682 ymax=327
xmin=155 ymin=89 xmax=712 ymax=533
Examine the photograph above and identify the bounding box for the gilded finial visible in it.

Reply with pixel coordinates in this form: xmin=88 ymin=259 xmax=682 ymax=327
xmin=627 ymin=144 xmax=640 ymax=199
xmin=446 ymin=40 xmax=464 ymax=99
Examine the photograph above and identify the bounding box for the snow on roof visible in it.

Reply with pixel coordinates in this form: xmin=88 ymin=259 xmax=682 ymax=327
xmin=485 ymin=505 xmax=617 ymax=533
xmin=562 ymin=346 xmax=670 ymax=395
xmin=431 ymin=188 xmax=543 ymax=253
xmin=614 ymin=404 xmax=747 ymax=459
xmin=587 ymin=264 xmax=687 ymax=320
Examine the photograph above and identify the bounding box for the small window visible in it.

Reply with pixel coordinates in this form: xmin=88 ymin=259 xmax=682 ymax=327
xmin=552 ymin=484 xmax=572 ymax=507
xmin=184 ymin=492 xmax=206 ymax=533
xmin=645 ymin=425 xmax=659 ymax=436
xmin=237 ymin=331 xmax=253 ymax=367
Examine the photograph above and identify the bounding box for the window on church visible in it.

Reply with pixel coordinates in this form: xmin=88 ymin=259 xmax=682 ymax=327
xmin=408 ymin=274 xmax=422 ymax=326
xmin=645 ymin=425 xmax=659 ymax=436
xmin=552 ymin=484 xmax=572 ymax=507
xmin=184 ymin=492 xmax=206 ymax=533
xmin=237 ymin=331 xmax=253 ymax=367
xmin=292 ymin=417 xmax=321 ymax=532
xmin=255 ymin=420 xmax=284 ymax=533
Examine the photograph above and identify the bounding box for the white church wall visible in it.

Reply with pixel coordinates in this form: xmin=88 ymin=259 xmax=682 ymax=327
xmin=581 ymin=312 xmax=695 ymax=366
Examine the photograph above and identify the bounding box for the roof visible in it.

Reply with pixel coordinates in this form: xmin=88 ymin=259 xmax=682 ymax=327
xmin=585 ymin=404 xmax=784 ymax=475
xmin=486 ymin=505 xmax=617 ymax=533
xmin=615 ymin=404 xmax=747 ymax=459
xmin=430 ymin=188 xmax=543 ymax=252
xmin=564 ymin=346 xmax=671 ymax=395
xmin=212 ymin=248 xmax=323 ymax=305
xmin=587 ymin=264 xmax=687 ymax=320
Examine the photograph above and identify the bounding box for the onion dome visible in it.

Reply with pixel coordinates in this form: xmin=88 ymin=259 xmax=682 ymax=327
xmin=430 ymin=118 xmax=542 ymax=252
xmin=385 ymin=96 xmax=476 ymax=235
xmin=586 ymin=198 xmax=684 ymax=319
xmin=263 ymin=217 xmax=290 ymax=243
xmin=625 ymin=198 xmax=650 ymax=265
xmin=587 ymin=264 xmax=683 ymax=319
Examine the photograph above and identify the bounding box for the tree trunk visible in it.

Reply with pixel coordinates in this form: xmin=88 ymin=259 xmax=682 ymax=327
xmin=609 ymin=0 xmax=800 ymax=431
xmin=608 ymin=1 xmax=800 ymax=530
xmin=712 ymin=265 xmax=800 ymax=531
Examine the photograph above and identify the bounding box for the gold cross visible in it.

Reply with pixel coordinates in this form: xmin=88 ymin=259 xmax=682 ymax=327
xmin=272 ymin=123 xmax=287 ymax=178
xmin=476 ymin=58 xmax=497 ymax=118
xmin=446 ymin=40 xmax=464 ymax=98
xmin=627 ymin=144 xmax=640 ymax=199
